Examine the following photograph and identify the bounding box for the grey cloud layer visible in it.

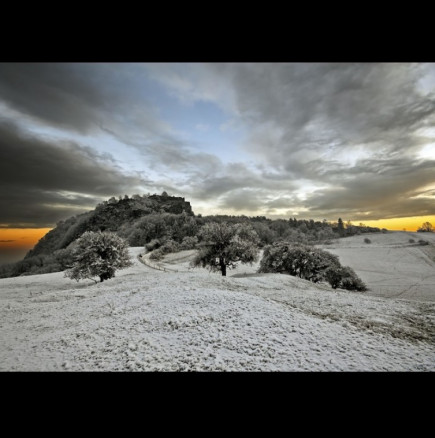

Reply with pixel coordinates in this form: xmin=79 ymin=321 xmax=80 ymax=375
xmin=208 ymin=63 xmax=435 ymax=219
xmin=147 ymin=63 xmax=435 ymax=218
xmin=305 ymin=157 xmax=435 ymax=220
xmin=0 ymin=63 xmax=105 ymax=133
xmin=0 ymin=121 xmax=147 ymax=227
xmin=1 ymin=62 xmax=434 ymax=225
xmin=0 ymin=63 xmax=167 ymax=139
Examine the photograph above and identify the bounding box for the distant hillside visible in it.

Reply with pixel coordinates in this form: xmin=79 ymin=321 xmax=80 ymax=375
xmin=26 ymin=193 xmax=194 ymax=259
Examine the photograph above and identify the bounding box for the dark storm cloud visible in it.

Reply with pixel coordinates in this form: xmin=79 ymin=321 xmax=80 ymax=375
xmin=0 ymin=187 xmax=95 ymax=227
xmin=0 ymin=63 xmax=106 ymax=133
xmin=0 ymin=121 xmax=148 ymax=227
xmin=0 ymin=63 xmax=160 ymax=138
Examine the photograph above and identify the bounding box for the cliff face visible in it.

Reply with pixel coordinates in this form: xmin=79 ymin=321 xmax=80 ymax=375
xmin=148 ymin=195 xmax=194 ymax=215
xmin=25 ymin=194 xmax=194 ymax=258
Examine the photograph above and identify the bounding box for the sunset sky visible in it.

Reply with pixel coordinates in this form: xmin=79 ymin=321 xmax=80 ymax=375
xmin=1 ymin=63 xmax=434 ymax=264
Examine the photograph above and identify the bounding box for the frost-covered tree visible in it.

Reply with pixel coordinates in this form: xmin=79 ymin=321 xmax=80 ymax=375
xmin=258 ymin=241 xmax=367 ymax=291
xmin=65 ymin=231 xmax=132 ymax=283
xmin=259 ymin=242 xmax=341 ymax=283
xmin=324 ymin=266 xmax=367 ymax=291
xmin=191 ymin=222 xmax=259 ymax=276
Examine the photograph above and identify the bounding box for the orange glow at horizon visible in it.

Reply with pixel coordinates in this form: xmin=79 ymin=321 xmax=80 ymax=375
xmin=0 ymin=228 xmax=52 ymax=250
xmin=0 ymin=215 xmax=434 ymax=254
xmin=352 ymin=216 xmax=435 ymax=232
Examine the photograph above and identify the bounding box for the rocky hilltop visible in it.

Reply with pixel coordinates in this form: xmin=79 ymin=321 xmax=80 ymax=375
xmin=25 ymin=193 xmax=194 ymax=259
xmin=148 ymin=194 xmax=194 ymax=215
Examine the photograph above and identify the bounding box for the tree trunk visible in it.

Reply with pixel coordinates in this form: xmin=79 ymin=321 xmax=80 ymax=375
xmin=220 ymin=257 xmax=226 ymax=276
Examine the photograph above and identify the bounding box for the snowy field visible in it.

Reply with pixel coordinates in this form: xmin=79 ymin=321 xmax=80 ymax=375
xmin=1 ymin=246 xmax=434 ymax=371
xmin=318 ymin=231 xmax=435 ymax=302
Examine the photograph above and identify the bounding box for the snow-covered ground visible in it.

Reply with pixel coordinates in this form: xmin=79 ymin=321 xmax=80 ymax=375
xmin=1 ymin=246 xmax=434 ymax=371
xmin=318 ymin=231 xmax=435 ymax=302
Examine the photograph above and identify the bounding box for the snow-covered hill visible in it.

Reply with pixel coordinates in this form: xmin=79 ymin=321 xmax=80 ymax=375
xmin=1 ymin=247 xmax=434 ymax=371
xmin=318 ymin=231 xmax=435 ymax=302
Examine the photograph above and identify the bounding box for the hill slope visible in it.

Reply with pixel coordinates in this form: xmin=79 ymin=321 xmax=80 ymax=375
xmin=1 ymin=247 xmax=434 ymax=371
xmin=25 ymin=194 xmax=194 ymax=259
xmin=318 ymin=231 xmax=435 ymax=302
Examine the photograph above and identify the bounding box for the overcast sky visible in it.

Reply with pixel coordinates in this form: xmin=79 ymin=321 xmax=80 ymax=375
xmin=1 ymin=62 xmax=435 ymax=229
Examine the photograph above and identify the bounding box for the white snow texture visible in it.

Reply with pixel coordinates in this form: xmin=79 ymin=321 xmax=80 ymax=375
xmin=1 ymin=231 xmax=434 ymax=371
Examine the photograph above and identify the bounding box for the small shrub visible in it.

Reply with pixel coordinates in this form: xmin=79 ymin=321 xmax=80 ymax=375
xmin=325 ymin=266 xmax=367 ymax=291
xmin=160 ymin=239 xmax=180 ymax=254
xmin=53 ymin=246 xmax=75 ymax=270
xmin=259 ymin=242 xmax=367 ymax=292
xmin=149 ymin=248 xmax=164 ymax=261
xmin=180 ymin=235 xmax=198 ymax=250
xmin=259 ymin=242 xmax=340 ymax=283
xmin=145 ymin=238 xmax=163 ymax=252
xmin=323 ymin=265 xmax=343 ymax=289
xmin=364 ymin=238 xmax=371 ymax=244
xmin=339 ymin=267 xmax=367 ymax=291
xmin=149 ymin=239 xmax=181 ymax=261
